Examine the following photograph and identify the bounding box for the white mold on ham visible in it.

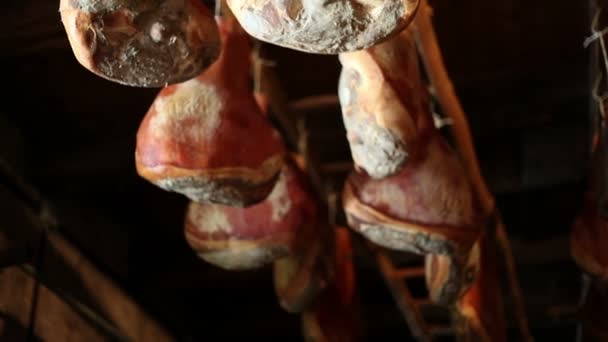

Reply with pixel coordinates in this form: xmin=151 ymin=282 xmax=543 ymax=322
xmin=60 ymin=0 xmax=220 ymax=87
xmin=184 ymin=161 xmax=318 ymax=270
xmin=135 ymin=16 xmax=285 ymax=206
xmin=226 ymin=0 xmax=420 ymax=54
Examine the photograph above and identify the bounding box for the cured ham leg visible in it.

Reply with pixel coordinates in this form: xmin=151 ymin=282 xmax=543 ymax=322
xmin=341 ymin=28 xmax=480 ymax=303
xmin=300 ymin=227 xmax=362 ymax=342
xmin=342 ymin=137 xmax=478 ymax=256
xmin=183 ymin=159 xmax=317 ymax=270
xmin=136 ymin=16 xmax=285 ymax=206
xmin=340 ymin=28 xmax=478 ymax=254
xmin=338 ymin=25 xmax=424 ymax=178
xmin=456 ymin=232 xmax=507 ymax=342
xmin=226 ymin=0 xmax=420 ymax=54
xmin=59 ymin=0 xmax=220 ymax=87
xmin=273 ymin=225 xmax=325 ymax=313
xmin=425 ymin=241 xmax=479 ymax=305
xmin=271 ymin=154 xmax=324 ymax=313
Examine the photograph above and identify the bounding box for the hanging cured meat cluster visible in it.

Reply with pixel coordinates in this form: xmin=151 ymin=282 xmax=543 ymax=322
xmin=136 ymin=14 xmax=322 ymax=271
xmin=338 ymin=27 xmax=482 ymax=305
xmin=57 ymin=0 xmax=505 ymax=339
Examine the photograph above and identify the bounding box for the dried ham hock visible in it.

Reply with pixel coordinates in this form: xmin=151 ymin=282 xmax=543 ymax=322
xmin=300 ymin=227 xmax=362 ymax=342
xmin=184 ymin=160 xmax=317 ymax=270
xmin=339 ymin=24 xmax=424 ymax=178
xmin=456 ymin=232 xmax=507 ymax=342
xmin=425 ymin=241 xmax=480 ymax=305
xmin=136 ymin=16 xmax=284 ymax=206
xmin=226 ymin=0 xmax=420 ymax=54
xmin=342 ymin=137 xmax=478 ymax=256
xmin=343 ymin=137 xmax=479 ymax=304
xmin=340 ymin=28 xmax=479 ymax=257
xmin=60 ymin=0 xmax=220 ymax=87
xmin=272 ymin=157 xmax=326 ymax=313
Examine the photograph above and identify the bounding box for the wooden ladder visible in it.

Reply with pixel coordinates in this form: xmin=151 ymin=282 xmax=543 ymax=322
xmin=375 ymin=250 xmax=456 ymax=342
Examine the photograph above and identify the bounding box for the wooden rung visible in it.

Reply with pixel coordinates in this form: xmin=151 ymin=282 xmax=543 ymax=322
xmin=429 ymin=324 xmax=454 ymax=336
xmin=393 ymin=266 xmax=426 ymax=279
xmin=376 ymin=253 xmax=433 ymax=342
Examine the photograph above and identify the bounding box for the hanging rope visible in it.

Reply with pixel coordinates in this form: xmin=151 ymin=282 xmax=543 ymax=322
xmin=586 ymin=9 xmax=608 ymax=122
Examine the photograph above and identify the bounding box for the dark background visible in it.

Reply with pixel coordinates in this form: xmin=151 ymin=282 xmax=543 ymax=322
xmin=0 ymin=0 xmax=595 ymax=340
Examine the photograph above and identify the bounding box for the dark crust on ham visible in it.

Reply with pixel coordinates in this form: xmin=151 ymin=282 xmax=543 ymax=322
xmin=425 ymin=254 xmax=470 ymax=305
xmin=339 ymin=62 xmax=409 ymax=179
xmin=342 ymin=176 xmax=480 ymax=256
xmin=154 ymin=171 xmax=280 ymax=207
xmin=346 ymin=211 xmax=456 ymax=255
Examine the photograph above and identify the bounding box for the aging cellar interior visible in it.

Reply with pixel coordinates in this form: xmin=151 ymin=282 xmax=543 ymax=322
xmin=0 ymin=0 xmax=602 ymax=341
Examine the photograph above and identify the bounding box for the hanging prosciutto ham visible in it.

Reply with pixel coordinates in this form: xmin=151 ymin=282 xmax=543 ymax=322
xmin=59 ymin=0 xmax=220 ymax=87
xmin=425 ymin=240 xmax=480 ymax=305
xmin=341 ymin=122 xmax=478 ymax=258
xmin=341 ymin=28 xmax=479 ymax=255
xmin=338 ymin=21 xmax=424 ymax=179
xmin=341 ymin=28 xmax=481 ymax=304
xmin=135 ymin=16 xmax=285 ymax=206
xmin=226 ymin=0 xmax=420 ymax=54
xmin=183 ymin=160 xmax=317 ymax=270
xmin=456 ymin=233 xmax=507 ymax=342
xmin=300 ymin=227 xmax=362 ymax=342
